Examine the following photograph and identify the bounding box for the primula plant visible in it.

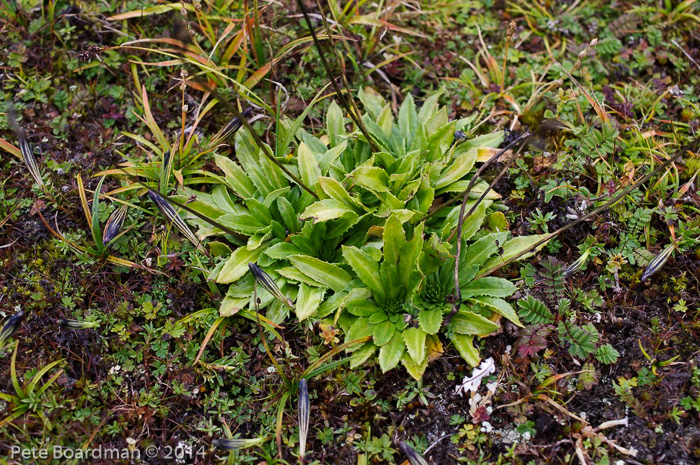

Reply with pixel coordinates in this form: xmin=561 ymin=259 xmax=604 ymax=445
xmin=177 ymin=89 xmax=546 ymax=379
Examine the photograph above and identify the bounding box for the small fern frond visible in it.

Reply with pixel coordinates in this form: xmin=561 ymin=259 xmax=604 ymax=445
xmin=558 ymin=322 xmax=599 ymax=359
xmin=541 ymin=257 xmax=566 ymax=303
xmin=595 ymin=344 xmax=620 ymax=364
xmin=517 ymin=296 xmax=555 ymax=325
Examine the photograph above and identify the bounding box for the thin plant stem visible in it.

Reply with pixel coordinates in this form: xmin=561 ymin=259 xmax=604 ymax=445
xmin=426 ymin=132 xmax=530 ymax=224
xmin=444 ymin=136 xmax=528 ymax=328
xmin=295 ymin=0 xmax=380 ymax=153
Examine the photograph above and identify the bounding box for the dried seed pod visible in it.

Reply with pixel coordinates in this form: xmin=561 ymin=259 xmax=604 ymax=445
xmin=641 ymin=244 xmax=674 ymax=282
xmin=210 ymin=107 xmax=254 ymax=146
xmin=399 ymin=441 xmax=429 ymax=465
xmin=0 ymin=310 xmax=25 ymax=346
xmin=298 ymin=378 xmax=309 ymax=460
xmin=59 ymin=319 xmax=100 ymax=329
xmin=9 ymin=109 xmax=44 ymax=187
xmin=563 ymin=249 xmax=591 ymax=277
xmin=248 ymin=263 xmax=295 ymax=309
xmin=148 ymin=190 xmax=203 ymax=251
xmin=212 ymin=438 xmax=264 ymax=450
xmin=102 ymin=205 xmax=128 ymax=246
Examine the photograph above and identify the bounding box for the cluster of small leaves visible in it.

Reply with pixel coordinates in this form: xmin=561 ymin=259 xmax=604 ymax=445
xmin=517 ymin=296 xmax=619 ymax=364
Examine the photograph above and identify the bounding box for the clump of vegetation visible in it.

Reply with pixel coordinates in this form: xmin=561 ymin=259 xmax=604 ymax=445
xmin=1 ymin=0 xmax=700 ymax=463
xmin=168 ymin=89 xmax=547 ymax=379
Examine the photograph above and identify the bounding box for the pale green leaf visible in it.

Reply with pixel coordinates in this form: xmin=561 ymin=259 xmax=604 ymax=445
xmin=373 ymin=321 xmax=395 ymax=346
xmin=450 ymin=334 xmax=481 ymax=367
xmin=480 ymin=234 xmax=550 ymax=273
xmin=470 ymin=296 xmax=523 ymax=327
xmin=288 ymin=255 xmax=351 ymax=292
xmin=214 ymin=155 xmax=256 ymax=198
xmin=461 ymin=277 xmax=517 ymax=298
xmin=297 ymin=142 xmax=321 ymax=190
xmin=300 ymin=199 xmax=356 ymax=223
xmin=435 ymin=148 xmax=478 ymax=189
xmin=350 ymin=342 xmax=377 ymax=368
xmin=418 ymin=308 xmax=443 ymax=335
xmin=403 ymin=327 xmax=427 ymax=364
xmin=449 ymin=311 xmax=499 ymax=335
xmin=318 ymin=177 xmax=359 ymax=210
xmin=217 ymin=247 xmax=265 ymax=284
xmin=295 ymin=284 xmax=325 ymax=321
xmin=379 ymin=333 xmax=405 ymax=373
xmin=327 ymin=101 xmax=344 ymax=147
xmin=342 ymin=246 xmax=386 ymax=302
xmin=401 ymin=352 xmax=428 ymax=381
xmin=346 ymin=318 xmax=374 ymax=349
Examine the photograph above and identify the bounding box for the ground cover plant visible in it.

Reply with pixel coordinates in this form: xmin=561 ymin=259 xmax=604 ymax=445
xmin=1 ymin=1 xmax=699 ymax=464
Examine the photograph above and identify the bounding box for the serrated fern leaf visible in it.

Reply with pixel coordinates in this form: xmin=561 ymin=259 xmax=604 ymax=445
xmin=595 ymin=344 xmax=620 ymax=364
xmin=517 ymin=296 xmax=554 ymax=325
xmin=558 ymin=322 xmax=599 ymax=359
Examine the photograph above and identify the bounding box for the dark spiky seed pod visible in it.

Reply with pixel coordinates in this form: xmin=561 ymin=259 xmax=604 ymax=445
xmin=0 ymin=310 xmax=25 ymax=346
xmin=298 ymin=378 xmax=309 ymax=460
xmin=453 ymin=130 xmax=468 ymax=143
xmin=641 ymin=244 xmax=674 ymax=282
xmin=148 ymin=190 xmax=202 ymax=250
xmin=102 ymin=205 xmax=128 ymax=246
xmin=248 ymin=262 xmax=295 ymax=309
xmin=399 ymin=441 xmax=429 ymax=465
xmin=449 ymin=130 xmax=468 ymax=150
xmin=210 ymin=107 xmax=254 ymax=145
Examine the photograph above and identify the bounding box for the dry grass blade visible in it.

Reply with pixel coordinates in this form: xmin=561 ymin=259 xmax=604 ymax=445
xmin=76 ymin=174 xmax=93 ymax=225
xmin=102 ymin=205 xmax=129 ymax=246
xmin=0 ymin=137 xmax=21 ymax=159
xmin=147 ymin=190 xmax=204 ymax=252
xmin=8 ymin=108 xmax=44 ymax=187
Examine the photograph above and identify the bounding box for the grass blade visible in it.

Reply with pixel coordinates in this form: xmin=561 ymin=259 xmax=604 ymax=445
xmin=91 ymin=176 xmax=107 ymax=247
xmin=563 ymin=249 xmax=591 ymax=277
xmin=76 ymin=174 xmax=93 ymax=224
xmin=58 ymin=319 xmax=100 ymax=329
xmin=211 ymin=437 xmax=264 ymax=450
